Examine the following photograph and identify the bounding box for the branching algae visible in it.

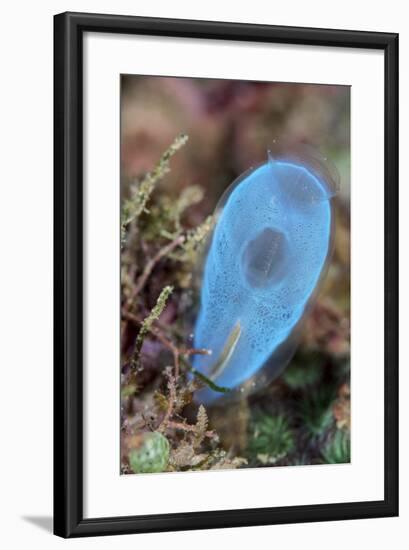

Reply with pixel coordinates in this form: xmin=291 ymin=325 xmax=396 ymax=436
xmin=193 ymin=152 xmax=338 ymax=403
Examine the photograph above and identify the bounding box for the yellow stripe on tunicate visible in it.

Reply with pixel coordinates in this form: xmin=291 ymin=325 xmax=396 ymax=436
xmin=208 ymin=321 xmax=242 ymax=381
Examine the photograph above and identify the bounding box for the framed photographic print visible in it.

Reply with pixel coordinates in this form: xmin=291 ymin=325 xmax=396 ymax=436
xmin=54 ymin=12 xmax=399 ymax=538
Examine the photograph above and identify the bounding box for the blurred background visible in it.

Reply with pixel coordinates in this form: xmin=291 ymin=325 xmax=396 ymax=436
xmin=121 ymin=76 xmax=350 ymax=203
xmin=120 ymin=76 xmax=350 ymax=473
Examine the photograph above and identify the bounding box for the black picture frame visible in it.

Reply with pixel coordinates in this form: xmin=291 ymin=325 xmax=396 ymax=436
xmin=54 ymin=11 xmax=399 ymax=538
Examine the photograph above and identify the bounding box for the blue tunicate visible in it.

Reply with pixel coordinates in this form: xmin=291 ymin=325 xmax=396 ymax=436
xmin=192 ymin=152 xmax=336 ymax=404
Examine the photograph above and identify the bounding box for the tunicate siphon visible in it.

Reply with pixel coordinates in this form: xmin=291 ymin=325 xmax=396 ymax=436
xmin=192 ymin=150 xmax=338 ymax=404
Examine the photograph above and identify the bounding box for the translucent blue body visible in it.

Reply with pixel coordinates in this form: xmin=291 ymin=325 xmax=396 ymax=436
xmin=193 ymin=156 xmax=334 ymax=403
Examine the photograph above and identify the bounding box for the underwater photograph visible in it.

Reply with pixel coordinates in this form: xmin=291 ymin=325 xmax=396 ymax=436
xmin=120 ymin=75 xmax=350 ymax=475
